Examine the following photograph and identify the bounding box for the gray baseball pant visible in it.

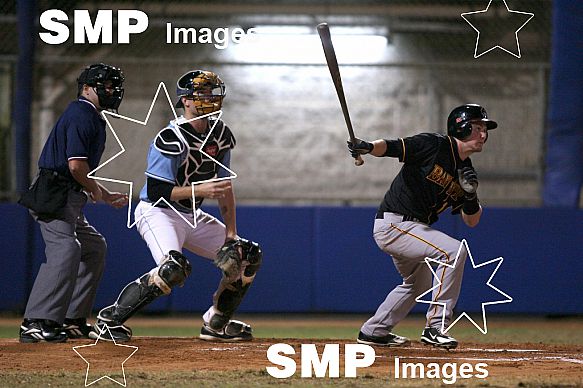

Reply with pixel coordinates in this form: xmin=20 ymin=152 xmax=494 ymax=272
xmin=24 ymin=190 xmax=106 ymax=324
xmin=361 ymin=212 xmax=468 ymax=337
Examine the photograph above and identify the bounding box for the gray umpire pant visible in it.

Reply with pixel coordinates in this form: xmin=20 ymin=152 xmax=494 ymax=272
xmin=361 ymin=212 xmax=468 ymax=337
xmin=24 ymin=190 xmax=106 ymax=324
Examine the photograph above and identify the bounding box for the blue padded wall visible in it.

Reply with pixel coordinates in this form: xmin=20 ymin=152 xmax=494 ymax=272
xmin=1 ymin=204 xmax=582 ymax=315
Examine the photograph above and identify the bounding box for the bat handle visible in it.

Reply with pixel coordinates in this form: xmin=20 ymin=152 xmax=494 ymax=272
xmin=354 ymin=154 xmax=364 ymax=166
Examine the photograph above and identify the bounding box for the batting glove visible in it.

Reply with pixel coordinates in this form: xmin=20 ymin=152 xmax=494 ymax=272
xmin=347 ymin=138 xmax=374 ymax=158
xmin=458 ymin=167 xmax=478 ymax=200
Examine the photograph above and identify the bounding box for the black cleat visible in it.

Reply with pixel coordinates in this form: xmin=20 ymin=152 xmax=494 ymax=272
xmin=90 ymin=321 xmax=132 ymax=342
xmin=200 ymin=320 xmax=253 ymax=342
xmin=63 ymin=318 xmax=95 ymax=339
xmin=357 ymin=331 xmax=410 ymax=347
xmin=19 ymin=319 xmax=67 ymax=343
xmin=420 ymin=327 xmax=458 ymax=349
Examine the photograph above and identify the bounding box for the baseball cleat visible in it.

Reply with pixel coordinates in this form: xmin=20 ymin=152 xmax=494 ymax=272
xmin=420 ymin=327 xmax=458 ymax=349
xmin=62 ymin=318 xmax=95 ymax=339
xmin=90 ymin=321 xmax=132 ymax=342
xmin=19 ymin=319 xmax=68 ymax=343
xmin=357 ymin=331 xmax=411 ymax=347
xmin=200 ymin=320 xmax=253 ymax=342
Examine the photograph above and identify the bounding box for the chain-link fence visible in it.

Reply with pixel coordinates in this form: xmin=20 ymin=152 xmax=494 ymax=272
xmin=2 ymin=0 xmax=552 ymax=205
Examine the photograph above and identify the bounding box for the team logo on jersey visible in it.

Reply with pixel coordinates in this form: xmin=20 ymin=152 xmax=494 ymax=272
xmin=204 ymin=144 xmax=219 ymax=157
xmin=426 ymin=164 xmax=464 ymax=201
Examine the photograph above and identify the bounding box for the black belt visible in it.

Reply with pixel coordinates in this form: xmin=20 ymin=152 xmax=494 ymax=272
xmin=376 ymin=210 xmax=421 ymax=223
xmin=40 ymin=169 xmax=84 ymax=192
xmin=401 ymin=215 xmax=421 ymax=222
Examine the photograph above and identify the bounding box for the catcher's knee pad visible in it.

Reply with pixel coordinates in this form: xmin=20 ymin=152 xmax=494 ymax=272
xmin=97 ymin=251 xmax=191 ymax=325
xmin=241 ymin=238 xmax=262 ymax=277
xmin=154 ymin=250 xmax=192 ymax=292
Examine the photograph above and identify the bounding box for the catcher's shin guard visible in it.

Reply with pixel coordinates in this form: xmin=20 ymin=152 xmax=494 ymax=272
xmin=97 ymin=251 xmax=192 ymax=326
xmin=210 ymin=239 xmax=262 ymax=330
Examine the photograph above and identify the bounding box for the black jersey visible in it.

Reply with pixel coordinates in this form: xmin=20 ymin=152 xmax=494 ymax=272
xmin=379 ymin=133 xmax=471 ymax=225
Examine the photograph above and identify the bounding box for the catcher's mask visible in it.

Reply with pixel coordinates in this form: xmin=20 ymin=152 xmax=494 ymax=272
xmin=77 ymin=63 xmax=125 ymax=112
xmin=447 ymin=104 xmax=497 ymax=140
xmin=175 ymin=70 xmax=226 ymax=115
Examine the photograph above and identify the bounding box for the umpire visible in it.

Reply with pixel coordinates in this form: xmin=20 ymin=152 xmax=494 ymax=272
xmin=18 ymin=63 xmax=128 ymax=343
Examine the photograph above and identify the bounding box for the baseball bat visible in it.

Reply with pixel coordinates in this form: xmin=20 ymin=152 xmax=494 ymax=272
xmin=317 ymin=22 xmax=364 ymax=166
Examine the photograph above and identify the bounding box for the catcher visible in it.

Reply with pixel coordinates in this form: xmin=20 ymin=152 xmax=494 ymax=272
xmin=91 ymin=69 xmax=262 ymax=342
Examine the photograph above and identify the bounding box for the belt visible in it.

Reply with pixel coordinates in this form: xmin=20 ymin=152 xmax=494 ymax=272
xmin=376 ymin=210 xmax=421 ymax=223
xmin=70 ymin=181 xmax=84 ymax=192
xmin=40 ymin=169 xmax=84 ymax=192
xmin=401 ymin=214 xmax=421 ymax=222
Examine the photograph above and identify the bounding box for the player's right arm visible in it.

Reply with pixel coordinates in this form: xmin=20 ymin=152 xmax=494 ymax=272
xmin=168 ymin=182 xmax=230 ymax=200
xmin=68 ymin=159 xmax=102 ymax=201
xmin=348 ymin=134 xmax=438 ymax=162
xmin=348 ymin=139 xmax=388 ymax=157
xmin=145 ymin=127 xmax=229 ymax=202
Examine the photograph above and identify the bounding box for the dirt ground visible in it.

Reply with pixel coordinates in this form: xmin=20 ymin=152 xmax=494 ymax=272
xmin=1 ymin=337 xmax=582 ymax=386
xmin=1 ymin=316 xmax=582 ymax=386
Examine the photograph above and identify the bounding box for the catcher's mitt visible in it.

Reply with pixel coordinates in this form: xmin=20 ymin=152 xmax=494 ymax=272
xmin=214 ymin=239 xmax=242 ymax=278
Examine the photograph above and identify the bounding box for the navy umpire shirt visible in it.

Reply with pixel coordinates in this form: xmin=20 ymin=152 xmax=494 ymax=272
xmin=38 ymin=97 xmax=106 ymax=180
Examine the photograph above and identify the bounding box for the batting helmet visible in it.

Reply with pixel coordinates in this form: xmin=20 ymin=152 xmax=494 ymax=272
xmin=175 ymin=70 xmax=226 ymax=115
xmin=447 ymin=104 xmax=497 ymax=140
xmin=77 ymin=63 xmax=125 ymax=112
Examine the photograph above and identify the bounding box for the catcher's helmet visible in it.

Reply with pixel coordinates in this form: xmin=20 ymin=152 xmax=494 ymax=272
xmin=77 ymin=63 xmax=125 ymax=112
xmin=175 ymin=70 xmax=225 ymax=115
xmin=447 ymin=104 xmax=497 ymax=140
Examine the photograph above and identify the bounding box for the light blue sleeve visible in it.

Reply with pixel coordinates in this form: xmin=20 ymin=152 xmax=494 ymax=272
xmin=217 ymin=149 xmax=231 ymax=178
xmin=144 ymin=142 xmax=180 ymax=183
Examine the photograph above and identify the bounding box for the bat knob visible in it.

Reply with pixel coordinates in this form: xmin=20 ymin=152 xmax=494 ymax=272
xmin=354 ymin=156 xmax=364 ymax=166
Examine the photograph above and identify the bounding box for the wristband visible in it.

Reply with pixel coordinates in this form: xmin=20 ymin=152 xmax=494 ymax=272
xmin=463 ymin=197 xmax=480 ymax=215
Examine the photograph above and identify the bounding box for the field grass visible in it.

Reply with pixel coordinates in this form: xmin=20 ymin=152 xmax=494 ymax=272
xmin=2 ymin=313 xmax=582 ymax=344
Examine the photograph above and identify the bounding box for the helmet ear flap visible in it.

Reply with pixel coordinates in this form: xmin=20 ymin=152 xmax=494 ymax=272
xmin=459 ymin=121 xmax=473 ymax=139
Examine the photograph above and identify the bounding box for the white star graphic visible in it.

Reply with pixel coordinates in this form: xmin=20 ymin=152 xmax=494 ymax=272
xmin=415 ymin=239 xmax=513 ymax=334
xmin=461 ymin=0 xmax=534 ymax=58
xmin=72 ymin=325 xmax=139 ymax=386
xmin=87 ymin=82 xmax=237 ymax=229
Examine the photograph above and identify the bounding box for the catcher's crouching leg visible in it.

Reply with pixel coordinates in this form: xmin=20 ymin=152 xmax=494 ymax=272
xmin=201 ymin=239 xmax=262 ymax=342
xmin=92 ymin=250 xmax=192 ymax=342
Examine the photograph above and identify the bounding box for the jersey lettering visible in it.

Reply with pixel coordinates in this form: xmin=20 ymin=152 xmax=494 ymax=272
xmin=445 ymin=181 xmax=464 ymax=202
xmin=426 ymin=164 xmax=454 ymax=188
xmin=380 ymin=133 xmax=468 ymax=225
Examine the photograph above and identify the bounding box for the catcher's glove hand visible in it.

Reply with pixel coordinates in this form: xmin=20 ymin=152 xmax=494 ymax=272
xmin=214 ymin=239 xmax=242 ymax=278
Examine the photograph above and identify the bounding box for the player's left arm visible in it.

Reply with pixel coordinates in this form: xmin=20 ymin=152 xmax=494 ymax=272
xmin=218 ymin=181 xmax=237 ymax=241
xmin=461 ymin=206 xmax=482 ymax=227
xmin=458 ymin=166 xmax=482 ymax=227
xmin=217 ymin=149 xmax=237 ymax=241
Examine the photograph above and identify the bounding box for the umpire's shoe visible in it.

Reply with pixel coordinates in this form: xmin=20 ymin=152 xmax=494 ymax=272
xmin=420 ymin=327 xmax=458 ymax=349
xmin=90 ymin=321 xmax=132 ymax=342
xmin=200 ymin=320 xmax=253 ymax=342
xmin=63 ymin=318 xmax=95 ymax=339
xmin=357 ymin=331 xmax=411 ymax=347
xmin=19 ymin=319 xmax=68 ymax=343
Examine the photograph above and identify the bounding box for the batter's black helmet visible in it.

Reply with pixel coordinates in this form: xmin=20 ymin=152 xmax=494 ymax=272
xmin=77 ymin=63 xmax=125 ymax=112
xmin=447 ymin=104 xmax=497 ymax=140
